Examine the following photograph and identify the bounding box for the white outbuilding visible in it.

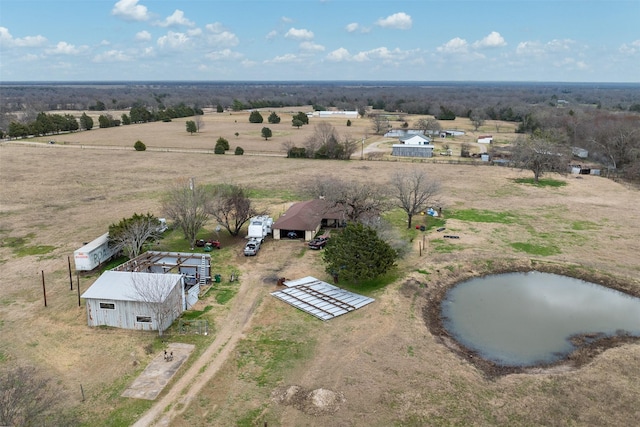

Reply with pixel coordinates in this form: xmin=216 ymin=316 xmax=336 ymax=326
xmin=81 ymin=270 xmax=184 ymax=332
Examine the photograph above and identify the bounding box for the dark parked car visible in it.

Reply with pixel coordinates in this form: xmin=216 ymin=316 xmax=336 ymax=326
xmin=308 ymin=236 xmax=329 ymax=250
xmin=286 ymin=231 xmax=298 ymax=239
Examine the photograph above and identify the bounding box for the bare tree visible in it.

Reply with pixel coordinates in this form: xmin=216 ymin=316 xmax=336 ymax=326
xmin=208 ymin=184 xmax=260 ymax=236
xmin=414 ymin=117 xmax=441 ymax=135
xmin=369 ymin=113 xmax=390 ymax=135
xmin=587 ymin=114 xmax=640 ymax=170
xmin=511 ymin=136 xmax=570 ymax=183
xmin=305 ymin=176 xmax=387 ymax=223
xmin=129 ymin=272 xmax=182 ymax=336
xmin=0 ymin=365 xmax=64 ymax=426
xmin=162 ymin=178 xmax=211 ymax=248
xmin=108 ymin=213 xmax=162 ymax=259
xmin=194 ymin=113 xmax=204 ymax=132
xmin=469 ymin=110 xmax=486 ymax=131
xmin=391 ymin=168 xmax=441 ymax=229
xmin=304 ymin=122 xmax=337 ymax=157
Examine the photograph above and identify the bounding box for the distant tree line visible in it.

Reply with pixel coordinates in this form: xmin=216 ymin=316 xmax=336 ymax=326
xmin=7 ymin=112 xmax=78 ymax=138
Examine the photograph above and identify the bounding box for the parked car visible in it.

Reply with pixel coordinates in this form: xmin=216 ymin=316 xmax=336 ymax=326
xmin=286 ymin=231 xmax=298 ymax=239
xmin=243 ymin=238 xmax=261 ymax=256
xmin=204 ymin=240 xmax=221 ymax=251
xmin=308 ymin=236 xmax=329 ymax=250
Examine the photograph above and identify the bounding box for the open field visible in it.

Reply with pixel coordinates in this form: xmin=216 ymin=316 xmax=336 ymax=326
xmin=1 ymin=112 xmax=639 ymax=426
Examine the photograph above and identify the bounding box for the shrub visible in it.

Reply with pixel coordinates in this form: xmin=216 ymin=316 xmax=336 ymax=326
xmin=134 ymin=140 xmax=146 ymax=151
xmin=235 ymin=146 xmax=244 ymax=155
xmin=214 ymin=145 xmax=225 ymax=154
xmin=216 ymin=137 xmax=230 ymax=150
xmin=346 ymin=119 xmax=352 ymax=127
xmin=249 ymin=110 xmax=264 ymax=123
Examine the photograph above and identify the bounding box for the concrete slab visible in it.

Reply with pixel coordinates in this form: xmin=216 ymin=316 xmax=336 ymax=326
xmin=122 ymin=342 xmax=195 ymax=400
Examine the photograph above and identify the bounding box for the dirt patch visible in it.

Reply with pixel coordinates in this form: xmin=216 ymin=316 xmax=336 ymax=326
xmin=272 ymin=385 xmax=346 ymax=416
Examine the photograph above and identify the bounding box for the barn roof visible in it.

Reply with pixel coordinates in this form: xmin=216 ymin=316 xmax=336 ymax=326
xmin=81 ymin=271 xmax=182 ymax=302
xmin=273 ymin=199 xmax=344 ymax=231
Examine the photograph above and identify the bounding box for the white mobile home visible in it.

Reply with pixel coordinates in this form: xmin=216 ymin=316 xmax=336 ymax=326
xmin=81 ymin=271 xmax=184 ymax=332
xmin=74 ymin=232 xmax=117 ymax=271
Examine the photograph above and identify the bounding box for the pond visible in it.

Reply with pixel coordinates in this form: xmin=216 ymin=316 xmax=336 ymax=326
xmin=441 ymin=271 xmax=640 ymax=367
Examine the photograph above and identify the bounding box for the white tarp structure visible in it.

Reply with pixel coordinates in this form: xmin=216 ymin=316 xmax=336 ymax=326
xmin=271 ymin=276 xmax=375 ymax=321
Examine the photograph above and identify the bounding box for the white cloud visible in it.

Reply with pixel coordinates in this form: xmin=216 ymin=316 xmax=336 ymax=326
xmin=0 ymin=27 xmax=47 ymax=47
xmin=352 ymin=47 xmax=414 ymax=63
xmin=300 ymin=41 xmax=325 ymax=53
xmin=204 ymin=23 xmax=239 ymax=47
xmin=156 ymin=10 xmax=195 ymax=28
xmin=326 ymin=48 xmax=351 ymax=62
xmin=266 ymin=30 xmax=278 ymax=40
xmin=265 ymin=53 xmax=299 ymax=64
xmin=206 ymin=49 xmax=243 ymax=61
xmin=207 ymin=31 xmax=239 ymax=47
xmin=346 ymin=23 xmax=359 ymax=33
xmin=376 ymin=12 xmax=412 ymax=30
xmin=546 ymin=39 xmax=574 ymax=52
xmin=281 ymin=16 xmax=293 ymax=23
xmin=285 ymin=28 xmax=314 ymax=40
xmin=516 ymin=39 xmax=576 ymax=57
xmin=111 ymin=0 xmax=149 ymax=21
xmin=554 ymin=57 xmax=589 ymax=71
xmin=93 ymin=49 xmax=131 ymax=62
xmin=135 ymin=30 xmax=151 ymax=42
xmin=473 ymin=31 xmax=506 ymax=49
xmin=46 ymin=41 xmax=85 ymax=55
xmin=157 ymin=31 xmax=190 ymax=49
xmin=205 ymin=23 xmax=225 ymax=33
xmin=437 ymin=37 xmax=469 ymax=54
xmin=619 ymin=40 xmax=640 ymax=54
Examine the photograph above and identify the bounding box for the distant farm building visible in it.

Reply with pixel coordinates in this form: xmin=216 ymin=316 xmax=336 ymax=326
xmin=477 ymin=135 xmax=493 ymax=144
xmin=309 ymin=110 xmax=359 ymax=118
xmin=440 ymin=130 xmax=465 ymax=138
xmin=273 ymin=199 xmax=345 ymax=241
xmin=392 ymin=143 xmax=435 ymax=158
xmin=400 ymin=134 xmax=432 ymax=145
xmin=572 ymin=147 xmax=589 ymax=158
xmin=384 ymin=129 xmax=426 ymax=138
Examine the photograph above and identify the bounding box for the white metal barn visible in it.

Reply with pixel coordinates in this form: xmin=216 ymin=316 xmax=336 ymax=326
xmin=81 ymin=271 xmax=184 ymax=332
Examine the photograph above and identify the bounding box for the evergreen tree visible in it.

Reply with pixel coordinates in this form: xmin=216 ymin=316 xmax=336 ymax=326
xmin=249 ymin=110 xmax=264 ymax=123
xmin=322 ymin=223 xmax=397 ymax=284
xmin=268 ymin=112 xmax=281 ymax=124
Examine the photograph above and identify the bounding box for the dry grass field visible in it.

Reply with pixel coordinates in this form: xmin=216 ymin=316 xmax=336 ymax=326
xmin=1 ymin=111 xmax=639 ymax=426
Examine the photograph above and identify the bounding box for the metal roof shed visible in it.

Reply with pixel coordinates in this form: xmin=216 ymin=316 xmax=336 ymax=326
xmin=81 ymin=271 xmax=184 ymax=332
xmin=271 ymin=276 xmax=375 ymax=321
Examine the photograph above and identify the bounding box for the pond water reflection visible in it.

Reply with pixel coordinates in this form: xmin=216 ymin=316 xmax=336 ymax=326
xmin=441 ymin=271 xmax=640 ymax=367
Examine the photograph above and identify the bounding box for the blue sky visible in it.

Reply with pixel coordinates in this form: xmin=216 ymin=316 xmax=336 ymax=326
xmin=1 ymin=0 xmax=638 ymax=82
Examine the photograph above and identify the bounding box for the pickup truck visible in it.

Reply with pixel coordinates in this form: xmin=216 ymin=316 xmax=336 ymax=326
xmin=308 ymin=236 xmax=329 ymax=250
xmin=243 ymin=238 xmax=261 ymax=256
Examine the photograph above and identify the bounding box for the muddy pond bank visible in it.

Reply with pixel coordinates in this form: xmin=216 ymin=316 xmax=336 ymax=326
xmin=413 ymin=259 xmax=640 ymax=378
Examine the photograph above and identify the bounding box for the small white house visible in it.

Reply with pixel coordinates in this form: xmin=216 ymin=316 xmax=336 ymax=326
xmin=400 ymin=134 xmax=432 ymax=146
xmin=477 ymin=135 xmax=493 ymax=144
xmin=81 ymin=271 xmax=184 ymax=332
